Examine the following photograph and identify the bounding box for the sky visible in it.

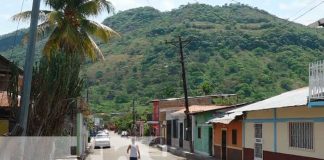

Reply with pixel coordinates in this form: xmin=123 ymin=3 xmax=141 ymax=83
xmin=0 ymin=0 xmax=323 ymax=35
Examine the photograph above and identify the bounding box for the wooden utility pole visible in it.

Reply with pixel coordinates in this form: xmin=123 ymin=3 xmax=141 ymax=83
xmin=132 ymin=98 xmax=136 ymax=135
xmin=166 ymin=36 xmax=193 ymax=152
xmin=19 ymin=0 xmax=41 ymax=136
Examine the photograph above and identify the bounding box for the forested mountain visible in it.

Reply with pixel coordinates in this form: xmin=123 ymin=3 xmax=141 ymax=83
xmin=1 ymin=3 xmax=324 ymax=116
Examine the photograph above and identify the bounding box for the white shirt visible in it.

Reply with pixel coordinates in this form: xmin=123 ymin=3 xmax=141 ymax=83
xmin=130 ymin=144 xmax=138 ymax=158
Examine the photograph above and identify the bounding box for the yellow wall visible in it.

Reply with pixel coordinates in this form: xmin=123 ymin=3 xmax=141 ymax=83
xmin=277 ymin=106 xmax=324 ymax=118
xmin=276 ymin=122 xmax=324 ymax=159
xmin=244 ymin=122 xmax=273 ymax=151
xmin=0 ymin=120 xmax=9 ymax=135
xmin=244 ymin=106 xmax=324 ymax=159
xmin=246 ymin=109 xmax=273 ymax=119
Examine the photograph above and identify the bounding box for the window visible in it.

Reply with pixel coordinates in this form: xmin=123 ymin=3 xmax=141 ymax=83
xmin=173 ymin=120 xmax=178 ymax=138
xmin=254 ymin=124 xmax=262 ymax=139
xmin=198 ymin=127 xmax=201 ymax=139
xmin=255 ymin=143 xmax=263 ymax=158
xmin=232 ymin=129 xmax=237 ymax=145
xmin=289 ymin=122 xmax=314 ymax=150
xmin=254 ymin=123 xmax=263 ymax=159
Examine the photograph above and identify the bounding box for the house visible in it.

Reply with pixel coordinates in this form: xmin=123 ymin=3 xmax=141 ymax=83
xmin=170 ymin=105 xmax=226 ymax=152
xmin=208 ymin=110 xmax=244 ymax=160
xmin=224 ymin=87 xmax=324 ymax=160
xmin=0 ymin=54 xmax=23 ymax=135
xmin=150 ymin=96 xmax=213 ymax=145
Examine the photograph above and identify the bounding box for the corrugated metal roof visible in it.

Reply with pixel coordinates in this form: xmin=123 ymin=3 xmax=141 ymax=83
xmin=171 ymin=105 xmax=229 ymax=117
xmin=230 ymin=87 xmax=309 ymax=112
xmin=207 ymin=111 xmax=243 ymax=124
xmin=150 ymin=94 xmax=237 ymax=102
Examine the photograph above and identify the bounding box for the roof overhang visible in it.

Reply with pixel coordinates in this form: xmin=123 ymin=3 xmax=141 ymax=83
xmin=207 ymin=111 xmax=243 ymax=124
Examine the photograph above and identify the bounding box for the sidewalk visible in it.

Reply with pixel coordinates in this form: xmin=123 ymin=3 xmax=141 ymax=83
xmin=156 ymin=144 xmax=216 ymax=160
xmin=55 ymin=138 xmax=94 ymax=160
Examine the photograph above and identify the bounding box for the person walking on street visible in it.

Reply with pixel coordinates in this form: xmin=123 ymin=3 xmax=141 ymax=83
xmin=127 ymin=138 xmax=141 ymax=160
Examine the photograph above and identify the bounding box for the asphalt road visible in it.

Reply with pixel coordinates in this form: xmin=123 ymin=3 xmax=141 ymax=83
xmin=87 ymin=131 xmax=185 ymax=160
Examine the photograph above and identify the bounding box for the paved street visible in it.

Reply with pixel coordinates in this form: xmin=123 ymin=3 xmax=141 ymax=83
xmin=87 ymin=131 xmax=185 ymax=160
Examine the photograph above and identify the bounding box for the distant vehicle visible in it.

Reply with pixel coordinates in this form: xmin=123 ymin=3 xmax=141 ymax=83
xmin=121 ymin=131 xmax=128 ymax=137
xmin=103 ymin=129 xmax=109 ymax=135
xmin=98 ymin=129 xmax=109 ymax=136
xmin=94 ymin=133 xmax=111 ymax=148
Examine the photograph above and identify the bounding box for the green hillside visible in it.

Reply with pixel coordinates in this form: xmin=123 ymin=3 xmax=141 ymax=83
xmin=1 ymin=3 xmax=324 ymax=118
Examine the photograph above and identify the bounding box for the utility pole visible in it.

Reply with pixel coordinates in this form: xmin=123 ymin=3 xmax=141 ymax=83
xmin=132 ymin=98 xmax=135 ymax=136
xmin=19 ymin=0 xmax=41 ymax=136
xmin=166 ymin=36 xmax=193 ymax=152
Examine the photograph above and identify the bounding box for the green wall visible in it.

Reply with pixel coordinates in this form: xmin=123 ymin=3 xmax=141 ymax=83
xmin=193 ymin=111 xmax=213 ymax=155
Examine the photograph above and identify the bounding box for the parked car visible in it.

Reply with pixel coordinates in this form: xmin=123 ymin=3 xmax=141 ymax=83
xmin=121 ymin=131 xmax=128 ymax=137
xmin=103 ymin=129 xmax=109 ymax=135
xmin=94 ymin=133 xmax=110 ymax=148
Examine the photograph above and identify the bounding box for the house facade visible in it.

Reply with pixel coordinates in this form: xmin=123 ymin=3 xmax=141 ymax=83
xmin=151 ymin=96 xmax=213 ymax=146
xmin=192 ymin=110 xmax=214 ymax=156
xmin=0 ymin=55 xmax=23 ymax=135
xmin=210 ymin=114 xmax=243 ymax=160
xmin=244 ymin=105 xmax=324 ymax=160
xmin=224 ymin=87 xmax=324 ymax=160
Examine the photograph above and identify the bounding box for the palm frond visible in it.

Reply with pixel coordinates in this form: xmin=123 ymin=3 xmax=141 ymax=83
xmin=80 ymin=31 xmax=104 ymax=60
xmin=82 ymin=20 xmax=119 ymax=43
xmin=43 ymin=28 xmax=62 ymax=58
xmin=45 ymin=0 xmax=66 ymax=11
xmin=12 ymin=10 xmax=52 ymax=22
xmin=78 ymin=0 xmax=114 ymax=16
xmin=47 ymin=11 xmax=64 ymax=26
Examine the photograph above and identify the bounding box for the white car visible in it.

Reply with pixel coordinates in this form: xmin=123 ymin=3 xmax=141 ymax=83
xmin=98 ymin=130 xmax=109 ymax=136
xmin=121 ymin=131 xmax=128 ymax=137
xmin=103 ymin=129 xmax=109 ymax=135
xmin=94 ymin=133 xmax=111 ymax=148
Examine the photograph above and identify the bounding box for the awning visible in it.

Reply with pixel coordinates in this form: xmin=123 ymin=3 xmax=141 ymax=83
xmin=207 ymin=111 xmax=243 ymax=124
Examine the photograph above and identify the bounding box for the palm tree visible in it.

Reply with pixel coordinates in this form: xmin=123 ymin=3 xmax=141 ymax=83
xmin=13 ymin=0 xmax=118 ymax=60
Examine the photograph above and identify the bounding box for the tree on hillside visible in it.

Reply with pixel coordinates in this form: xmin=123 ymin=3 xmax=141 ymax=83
xmin=10 ymin=0 xmax=118 ymax=136
xmin=13 ymin=0 xmax=118 ymax=60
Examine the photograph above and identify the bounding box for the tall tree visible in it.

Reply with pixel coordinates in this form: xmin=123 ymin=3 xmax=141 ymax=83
xmin=10 ymin=0 xmax=118 ymax=136
xmin=13 ymin=0 xmax=118 ymax=60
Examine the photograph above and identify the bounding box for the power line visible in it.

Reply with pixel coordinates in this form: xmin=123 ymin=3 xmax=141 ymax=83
xmin=10 ymin=0 xmax=26 ymax=59
xmin=288 ymin=0 xmax=320 ymax=21
xmin=291 ymin=1 xmax=324 ymax=22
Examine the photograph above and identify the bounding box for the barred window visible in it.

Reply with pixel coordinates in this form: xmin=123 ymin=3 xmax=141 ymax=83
xmin=254 ymin=124 xmax=262 ymax=139
xmin=254 ymin=143 xmax=263 ymax=158
xmin=289 ymin=122 xmax=314 ymax=150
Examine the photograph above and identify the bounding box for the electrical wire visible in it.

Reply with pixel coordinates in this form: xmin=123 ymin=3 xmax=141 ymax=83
xmin=291 ymin=1 xmax=324 ymax=22
xmin=288 ymin=0 xmax=320 ymax=21
xmin=10 ymin=0 xmax=26 ymax=60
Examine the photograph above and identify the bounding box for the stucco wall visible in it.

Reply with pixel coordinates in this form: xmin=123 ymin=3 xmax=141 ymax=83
xmin=159 ymin=97 xmax=212 ymax=109
xmin=277 ymin=122 xmax=324 ymax=159
xmin=172 ymin=138 xmax=179 ymax=147
xmin=244 ymin=122 xmax=273 ymax=152
xmin=213 ymin=120 xmax=243 ymax=148
xmin=194 ymin=112 xmax=213 ymax=155
xmin=245 ymin=106 xmax=324 ymax=159
xmin=277 ymin=106 xmax=324 ymax=118
xmin=246 ymin=109 xmax=273 ymax=119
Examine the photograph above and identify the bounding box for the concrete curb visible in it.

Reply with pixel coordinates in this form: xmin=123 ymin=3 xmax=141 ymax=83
xmin=156 ymin=144 xmax=215 ymax=160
